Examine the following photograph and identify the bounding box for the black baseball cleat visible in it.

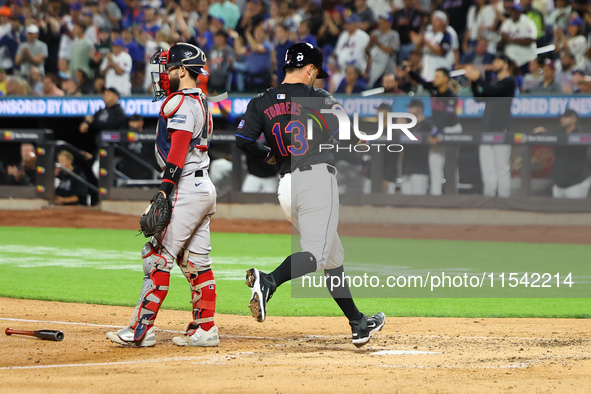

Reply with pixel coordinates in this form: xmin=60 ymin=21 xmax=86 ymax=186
xmin=245 ymin=268 xmax=277 ymax=322
xmin=349 ymin=312 xmax=386 ymax=348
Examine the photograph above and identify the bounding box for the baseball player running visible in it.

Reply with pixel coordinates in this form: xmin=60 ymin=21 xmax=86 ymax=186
xmin=236 ymin=43 xmax=385 ymax=347
xmin=107 ymin=43 xmax=219 ymax=347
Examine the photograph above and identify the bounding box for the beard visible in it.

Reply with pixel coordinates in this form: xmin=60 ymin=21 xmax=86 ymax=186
xmin=168 ymin=73 xmax=180 ymax=93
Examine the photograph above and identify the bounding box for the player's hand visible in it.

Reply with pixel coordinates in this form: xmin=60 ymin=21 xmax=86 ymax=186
xmin=55 ymin=196 xmax=65 ymax=205
xmin=532 ymin=126 xmax=547 ymax=134
xmin=6 ymin=164 xmax=18 ymax=176
xmin=79 ymin=122 xmax=89 ymax=133
xmin=464 ymin=66 xmax=480 ymax=81
xmin=428 ymin=136 xmax=440 ymax=146
xmin=263 ymin=148 xmax=276 ymax=165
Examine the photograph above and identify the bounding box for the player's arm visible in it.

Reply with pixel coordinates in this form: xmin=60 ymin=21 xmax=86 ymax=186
xmin=159 ymin=129 xmax=192 ymax=197
xmin=235 ymin=98 xmax=274 ymax=161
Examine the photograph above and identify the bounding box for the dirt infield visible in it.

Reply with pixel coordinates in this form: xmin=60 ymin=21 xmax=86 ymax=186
xmin=1 ymin=208 xmax=590 ymax=392
xmin=0 ymin=298 xmax=590 ymax=393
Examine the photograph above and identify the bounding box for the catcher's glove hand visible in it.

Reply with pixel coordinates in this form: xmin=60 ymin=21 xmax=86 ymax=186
xmin=139 ymin=191 xmax=172 ymax=237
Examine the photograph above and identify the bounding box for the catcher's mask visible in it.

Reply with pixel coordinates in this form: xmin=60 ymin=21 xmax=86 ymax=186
xmin=150 ymin=43 xmax=209 ymax=101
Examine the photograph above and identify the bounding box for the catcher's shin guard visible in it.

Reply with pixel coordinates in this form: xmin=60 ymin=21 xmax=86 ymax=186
xmin=178 ymin=250 xmax=216 ymax=332
xmin=129 ymin=240 xmax=173 ymax=345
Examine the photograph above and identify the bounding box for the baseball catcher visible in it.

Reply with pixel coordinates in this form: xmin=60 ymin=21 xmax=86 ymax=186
xmin=107 ymin=42 xmax=219 ymax=347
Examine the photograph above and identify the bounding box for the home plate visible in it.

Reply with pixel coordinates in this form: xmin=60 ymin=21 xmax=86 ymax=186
xmin=371 ymin=350 xmax=441 ymax=355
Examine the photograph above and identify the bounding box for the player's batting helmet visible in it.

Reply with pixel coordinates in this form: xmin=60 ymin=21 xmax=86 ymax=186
xmin=150 ymin=42 xmax=208 ymax=101
xmin=283 ymin=43 xmax=329 ymax=79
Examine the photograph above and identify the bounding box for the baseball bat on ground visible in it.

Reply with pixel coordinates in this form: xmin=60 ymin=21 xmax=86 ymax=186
xmin=5 ymin=327 xmax=64 ymax=341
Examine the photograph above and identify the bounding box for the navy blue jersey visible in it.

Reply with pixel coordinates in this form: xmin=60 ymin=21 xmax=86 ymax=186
xmin=236 ymin=83 xmax=340 ymax=175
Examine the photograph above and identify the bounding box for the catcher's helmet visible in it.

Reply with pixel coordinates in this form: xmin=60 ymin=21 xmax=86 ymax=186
xmin=150 ymin=42 xmax=208 ymax=101
xmin=283 ymin=43 xmax=328 ymax=79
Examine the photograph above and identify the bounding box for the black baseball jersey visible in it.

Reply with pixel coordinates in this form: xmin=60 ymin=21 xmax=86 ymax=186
xmin=236 ymin=83 xmax=339 ymax=175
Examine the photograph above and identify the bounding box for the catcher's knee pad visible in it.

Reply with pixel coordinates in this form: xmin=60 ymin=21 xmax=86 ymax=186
xmin=142 ymin=239 xmax=174 ymax=274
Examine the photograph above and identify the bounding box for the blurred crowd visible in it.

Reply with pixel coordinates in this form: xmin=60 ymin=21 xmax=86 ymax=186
xmin=0 ymin=0 xmax=591 ymax=97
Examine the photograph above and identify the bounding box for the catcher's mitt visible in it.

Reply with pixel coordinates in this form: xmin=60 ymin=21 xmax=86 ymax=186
xmin=139 ymin=192 xmax=172 ymax=237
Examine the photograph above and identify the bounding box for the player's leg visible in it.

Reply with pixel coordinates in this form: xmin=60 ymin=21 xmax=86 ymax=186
xmin=429 ymin=145 xmax=445 ymax=196
xmin=106 ymin=238 xmax=174 ymax=347
xmin=479 ymin=144 xmax=497 ymax=197
xmin=173 ymin=178 xmax=219 ymax=346
xmin=324 ymin=235 xmax=386 ymax=347
xmin=494 ymin=144 xmax=512 ymax=197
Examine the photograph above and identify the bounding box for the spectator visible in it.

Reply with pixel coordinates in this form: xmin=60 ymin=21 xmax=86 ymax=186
xmin=335 ymin=64 xmax=368 ymax=94
xmin=353 ymin=0 xmax=375 ymax=32
xmin=393 ymin=0 xmax=427 ymax=63
xmin=95 ymin=0 xmax=122 ymax=32
xmin=208 ymin=0 xmax=240 ymax=30
xmin=0 ymin=6 xmax=11 ymax=37
xmin=69 ymin=21 xmax=95 ymax=79
xmin=380 ymin=73 xmax=405 ymax=94
xmin=554 ymin=17 xmax=587 ymax=70
xmin=0 ymin=10 xmax=21 ymax=74
xmin=499 ymin=3 xmax=537 ymax=74
xmin=62 ymin=75 xmax=83 ymax=96
xmin=6 ymin=142 xmax=37 ymax=186
xmin=521 ymin=0 xmax=546 ymax=45
xmin=530 ymin=58 xmax=562 ymax=94
xmin=54 ymin=149 xmax=88 ymax=206
xmin=274 ymin=23 xmax=295 ymax=84
xmin=533 ymin=110 xmax=590 ymax=198
xmin=521 ymin=57 xmax=544 ymax=92
xmin=411 ymin=11 xmax=453 ymax=82
xmin=295 ymin=19 xmax=317 ymax=47
xmin=122 ymin=0 xmax=146 ymax=30
xmin=243 ymin=23 xmax=273 ymax=92
xmin=75 ymin=69 xmax=95 ymax=94
xmin=555 ymin=52 xmax=577 ymax=93
xmin=42 ymin=73 xmax=65 ymax=96
xmin=90 ymin=26 xmax=111 ymax=78
xmin=463 ymin=0 xmax=496 ymax=53
xmin=57 ymin=2 xmax=83 ymax=78
xmin=15 ymin=24 xmax=48 ymax=78
xmin=78 ymin=87 xmax=127 ymax=204
xmin=334 ymin=14 xmax=370 ymax=78
xmin=100 ymin=37 xmax=133 ymax=96
xmin=466 ymin=55 xmax=517 ymax=198
xmin=142 ymin=6 xmax=163 ymax=38
xmin=365 ymin=13 xmax=400 ymax=88
xmin=28 ymin=66 xmax=43 ymax=95
xmin=405 ymin=65 xmax=462 ymax=196
xmin=208 ymin=29 xmax=235 ymax=94
xmin=546 ymin=0 xmax=572 ymax=31
xmin=278 ymin=1 xmax=301 ymax=33
xmin=94 ymin=74 xmax=106 ymax=94
xmin=82 ymin=9 xmax=99 ymax=45
xmin=400 ymin=99 xmax=431 ymax=195
xmin=459 ymin=37 xmax=495 ymax=67
xmin=434 ymin=0 xmax=472 ymax=42
xmin=121 ymin=27 xmax=145 ymax=71
xmin=317 ymin=6 xmax=345 ymax=50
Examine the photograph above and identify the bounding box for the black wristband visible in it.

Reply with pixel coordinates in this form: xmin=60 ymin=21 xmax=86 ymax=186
xmin=159 ymin=181 xmax=174 ymax=197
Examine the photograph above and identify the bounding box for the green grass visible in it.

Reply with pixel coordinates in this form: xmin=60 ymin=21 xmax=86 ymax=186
xmin=0 ymin=227 xmax=589 ymax=318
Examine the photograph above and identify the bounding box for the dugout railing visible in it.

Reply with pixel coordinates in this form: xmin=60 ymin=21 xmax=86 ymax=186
xmin=94 ymin=129 xmax=591 ymax=213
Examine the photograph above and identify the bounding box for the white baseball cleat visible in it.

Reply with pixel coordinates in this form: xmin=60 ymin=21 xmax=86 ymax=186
xmin=106 ymin=326 xmax=156 ymax=347
xmin=173 ymin=326 xmax=220 ymax=347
